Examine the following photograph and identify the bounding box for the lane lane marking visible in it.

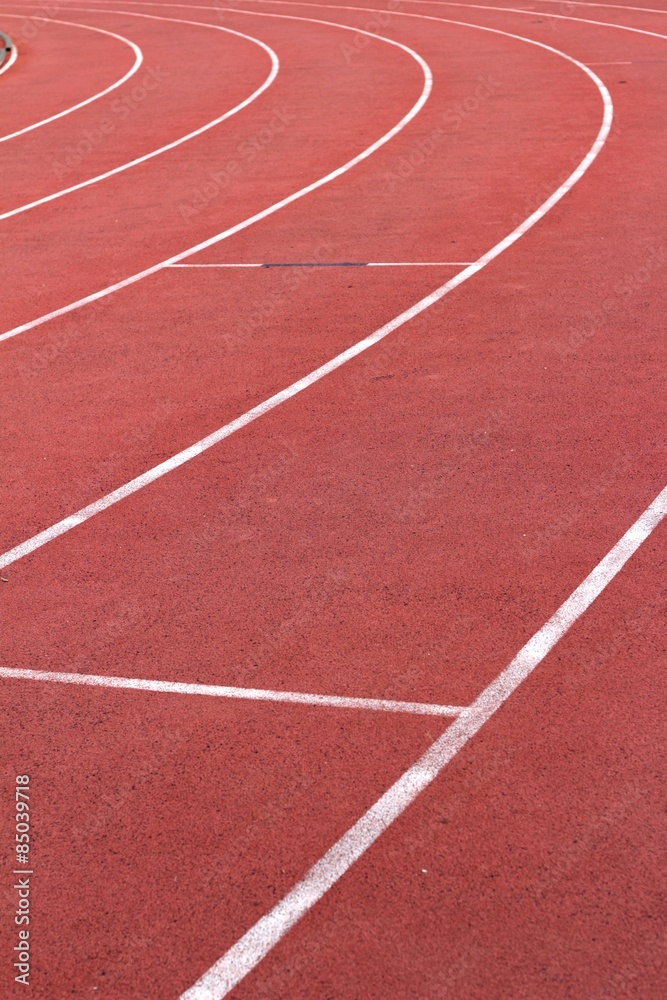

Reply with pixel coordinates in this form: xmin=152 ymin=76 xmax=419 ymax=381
xmin=0 ymin=18 xmax=611 ymax=571
xmin=181 ymin=483 xmax=667 ymax=999
xmin=0 ymin=14 xmax=143 ymax=142
xmin=0 ymin=7 xmax=279 ymax=219
xmin=0 ymin=8 xmax=432 ymax=340
xmin=0 ymin=666 xmax=465 ymax=716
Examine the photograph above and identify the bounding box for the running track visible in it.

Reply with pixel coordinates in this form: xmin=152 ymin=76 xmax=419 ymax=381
xmin=0 ymin=0 xmax=665 ymax=996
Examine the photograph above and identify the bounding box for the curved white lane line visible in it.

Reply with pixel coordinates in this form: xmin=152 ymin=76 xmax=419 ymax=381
xmin=0 ymin=24 xmax=609 ymax=584
xmin=0 ymin=13 xmax=142 ymax=142
xmin=0 ymin=8 xmax=279 ymax=221
xmin=0 ymin=33 xmax=17 ymax=76
xmin=393 ymin=0 xmax=667 ymax=43
xmin=219 ymin=0 xmax=667 ymax=44
xmin=0 ymin=10 xmax=431 ymax=339
xmin=513 ymin=0 xmax=667 ymax=15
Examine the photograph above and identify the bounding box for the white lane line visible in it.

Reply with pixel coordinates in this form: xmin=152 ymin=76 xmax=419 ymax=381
xmin=0 ymin=7 xmax=279 ymax=220
xmin=369 ymin=261 xmax=475 ymax=265
xmin=0 ymin=22 xmax=611 ymax=569
xmin=0 ymin=666 xmax=465 ymax=716
xmin=386 ymin=0 xmax=667 ymax=45
xmin=167 ymin=261 xmax=474 ymax=267
xmin=0 ymin=14 xmax=143 ymax=142
xmin=522 ymin=0 xmax=667 ymax=14
xmin=117 ymin=1 xmax=667 ymax=57
xmin=0 ymin=9 xmax=432 ymax=341
xmin=181 ymin=484 xmax=667 ymax=1000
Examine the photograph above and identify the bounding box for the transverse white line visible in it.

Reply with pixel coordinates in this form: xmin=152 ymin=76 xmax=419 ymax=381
xmin=166 ymin=261 xmax=474 ymax=267
xmin=0 ymin=666 xmax=464 ymax=716
xmin=368 ymin=261 xmax=474 ymax=266
xmin=168 ymin=263 xmax=264 ymax=267
xmin=180 ymin=482 xmax=667 ymax=999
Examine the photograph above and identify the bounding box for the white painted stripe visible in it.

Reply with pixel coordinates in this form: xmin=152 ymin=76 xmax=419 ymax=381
xmin=0 ymin=18 xmax=611 ymax=569
xmin=0 ymin=15 xmax=142 ymax=143
xmin=0 ymin=666 xmax=464 ymax=716
xmin=0 ymin=8 xmax=279 ymax=220
xmin=520 ymin=0 xmax=667 ymax=15
xmin=368 ymin=261 xmax=474 ymax=266
xmin=180 ymin=483 xmax=667 ymax=1000
xmin=0 ymin=9 xmax=432 ymax=340
xmin=167 ymin=261 xmax=474 ymax=267
xmin=168 ymin=263 xmax=265 ymax=267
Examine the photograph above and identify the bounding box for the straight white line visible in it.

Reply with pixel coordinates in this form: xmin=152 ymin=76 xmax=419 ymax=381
xmin=368 ymin=261 xmax=474 ymax=266
xmin=167 ymin=261 xmax=474 ymax=267
xmin=0 ymin=666 xmax=464 ymax=716
xmin=0 ymin=9 xmax=431 ymax=339
xmin=0 ymin=7 xmax=279 ymax=221
xmin=0 ymin=15 xmax=143 ymax=143
xmin=0 ymin=21 xmax=611 ymax=570
xmin=168 ymin=262 xmax=264 ymax=267
xmin=181 ymin=483 xmax=667 ymax=1000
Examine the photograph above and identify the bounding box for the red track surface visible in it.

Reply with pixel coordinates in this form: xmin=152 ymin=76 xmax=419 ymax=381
xmin=0 ymin=1 xmax=665 ymax=997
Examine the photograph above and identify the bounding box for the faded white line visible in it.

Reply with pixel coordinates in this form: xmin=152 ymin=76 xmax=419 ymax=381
xmin=0 ymin=666 xmax=464 ymax=716
xmin=0 ymin=7 xmax=279 ymax=220
xmin=181 ymin=483 xmax=667 ymax=999
xmin=0 ymin=20 xmax=611 ymax=569
xmin=0 ymin=8 xmax=432 ymax=340
xmin=0 ymin=14 xmax=143 ymax=142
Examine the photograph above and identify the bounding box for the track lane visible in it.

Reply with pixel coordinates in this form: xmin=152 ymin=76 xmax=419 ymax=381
xmin=0 ymin=12 xmax=139 ymax=136
xmin=1 ymin=2 xmax=666 ymax=998
xmin=0 ymin=7 xmax=427 ymax=334
xmin=223 ymin=521 xmax=666 ymax=1000
xmin=0 ymin=7 xmax=278 ymax=217
xmin=0 ymin=15 xmax=596 ymax=562
xmin=0 ymin=9 xmax=277 ymax=215
xmin=0 ymin=12 xmax=143 ymax=142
